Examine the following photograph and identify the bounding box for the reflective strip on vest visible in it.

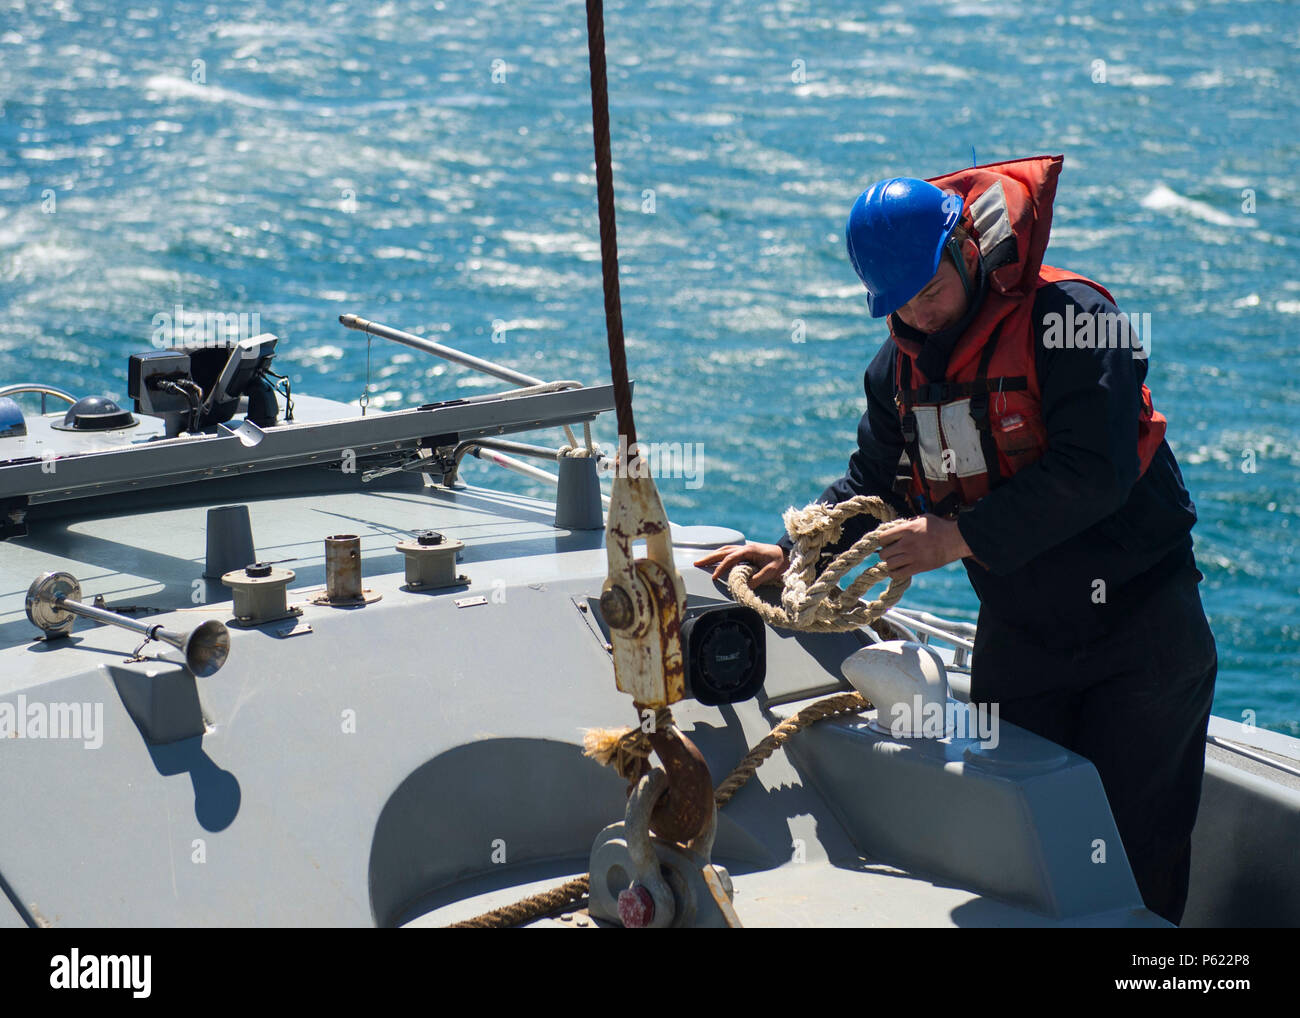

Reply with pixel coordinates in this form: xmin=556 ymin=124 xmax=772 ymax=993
xmin=939 ymin=400 xmax=989 ymax=478
xmin=912 ymin=399 xmax=991 ymax=482
xmin=912 ymin=406 xmax=945 ymax=481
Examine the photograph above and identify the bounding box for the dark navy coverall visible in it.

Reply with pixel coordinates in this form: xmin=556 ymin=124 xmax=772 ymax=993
xmin=777 ymin=267 xmax=1218 ymax=925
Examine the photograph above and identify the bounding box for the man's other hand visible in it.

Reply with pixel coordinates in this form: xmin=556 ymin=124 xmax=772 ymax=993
xmin=875 ymin=514 xmax=975 ymax=578
xmin=693 ymin=543 xmax=789 ymax=587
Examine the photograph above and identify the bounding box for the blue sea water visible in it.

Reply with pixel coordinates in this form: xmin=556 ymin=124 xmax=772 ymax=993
xmin=0 ymin=0 xmax=1296 ymax=732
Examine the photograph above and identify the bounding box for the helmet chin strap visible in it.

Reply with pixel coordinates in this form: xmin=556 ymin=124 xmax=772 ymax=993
xmin=945 ymin=234 xmax=974 ymax=305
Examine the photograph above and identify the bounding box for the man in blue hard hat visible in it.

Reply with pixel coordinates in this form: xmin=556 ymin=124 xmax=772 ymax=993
xmin=696 ymin=155 xmax=1217 ymax=926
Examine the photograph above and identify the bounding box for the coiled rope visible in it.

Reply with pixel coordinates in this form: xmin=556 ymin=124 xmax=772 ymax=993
xmin=727 ymin=494 xmax=912 ymax=633
xmin=446 ymin=691 xmax=871 ymax=928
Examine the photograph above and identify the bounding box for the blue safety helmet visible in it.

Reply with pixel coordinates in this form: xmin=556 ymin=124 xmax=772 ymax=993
xmin=846 ymin=177 xmax=966 ymax=319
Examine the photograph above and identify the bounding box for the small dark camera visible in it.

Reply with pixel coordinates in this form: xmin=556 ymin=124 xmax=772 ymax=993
xmin=681 ymin=603 xmax=766 ymax=706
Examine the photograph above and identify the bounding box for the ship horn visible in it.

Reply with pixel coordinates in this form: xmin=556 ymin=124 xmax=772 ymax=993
xmin=25 ymin=571 xmax=231 ymax=677
xmin=151 ymin=620 xmax=231 ymax=677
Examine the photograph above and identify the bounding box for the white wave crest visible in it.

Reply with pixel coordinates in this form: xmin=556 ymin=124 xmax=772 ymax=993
xmin=1140 ymin=184 xmax=1254 ymax=228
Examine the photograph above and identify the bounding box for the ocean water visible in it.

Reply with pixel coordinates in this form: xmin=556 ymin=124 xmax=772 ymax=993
xmin=1 ymin=0 xmax=1295 ymax=733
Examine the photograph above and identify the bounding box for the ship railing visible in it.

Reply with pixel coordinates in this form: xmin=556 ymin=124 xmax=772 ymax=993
xmin=0 ymin=384 xmax=78 ymax=414
xmin=447 ymin=438 xmax=612 ymax=505
xmin=870 ymin=605 xmax=976 ymax=671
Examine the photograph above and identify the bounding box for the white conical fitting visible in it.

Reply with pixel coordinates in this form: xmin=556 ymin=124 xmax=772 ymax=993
xmin=840 ymin=640 xmax=952 ymax=738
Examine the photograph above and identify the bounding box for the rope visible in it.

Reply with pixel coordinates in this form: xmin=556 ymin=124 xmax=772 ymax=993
xmin=446 ymin=876 xmax=591 ymax=929
xmin=445 ymin=691 xmax=872 ymax=928
xmin=728 ymin=495 xmax=912 ymax=633
xmin=581 ymin=706 xmax=672 ymax=781
xmin=585 ymin=0 xmax=636 ymax=452
xmin=712 ymin=692 xmax=869 ymax=806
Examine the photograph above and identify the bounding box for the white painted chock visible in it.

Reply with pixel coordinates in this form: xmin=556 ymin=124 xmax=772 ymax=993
xmin=840 ymin=640 xmax=951 ymax=738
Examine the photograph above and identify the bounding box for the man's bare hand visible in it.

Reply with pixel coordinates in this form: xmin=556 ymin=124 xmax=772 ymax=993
xmin=693 ymin=542 xmax=789 ymax=588
xmin=875 ymin=514 xmax=975 ymax=579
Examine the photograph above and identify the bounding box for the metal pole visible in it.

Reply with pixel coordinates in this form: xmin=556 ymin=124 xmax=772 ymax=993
xmin=455 ymin=437 xmax=612 ymax=465
xmin=469 ymin=447 xmax=612 ymax=506
xmin=340 ymin=314 xmax=582 ymax=448
xmin=471 ymin=447 xmax=564 ymax=486
xmin=340 ymin=314 xmax=543 ymax=388
xmin=881 ymin=609 xmax=975 ymax=650
xmin=55 ymin=594 xmax=161 ymax=638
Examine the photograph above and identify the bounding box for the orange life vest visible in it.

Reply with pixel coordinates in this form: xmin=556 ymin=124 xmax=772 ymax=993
xmin=890 ymin=154 xmax=1167 ymax=515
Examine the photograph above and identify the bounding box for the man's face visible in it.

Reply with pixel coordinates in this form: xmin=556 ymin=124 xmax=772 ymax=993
xmin=893 ymin=242 xmax=972 ymax=334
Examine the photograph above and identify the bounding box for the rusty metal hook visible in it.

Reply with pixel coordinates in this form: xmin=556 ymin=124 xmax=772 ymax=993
xmin=642 ymin=717 xmax=714 ymax=845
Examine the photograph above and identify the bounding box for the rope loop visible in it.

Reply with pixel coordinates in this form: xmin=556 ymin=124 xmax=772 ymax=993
xmin=581 ymin=706 xmax=673 ymax=782
xmin=729 ymin=495 xmax=912 ymax=633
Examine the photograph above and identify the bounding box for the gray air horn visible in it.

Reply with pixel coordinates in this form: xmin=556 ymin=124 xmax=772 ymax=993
xmin=26 ymin=571 xmax=230 ymax=677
